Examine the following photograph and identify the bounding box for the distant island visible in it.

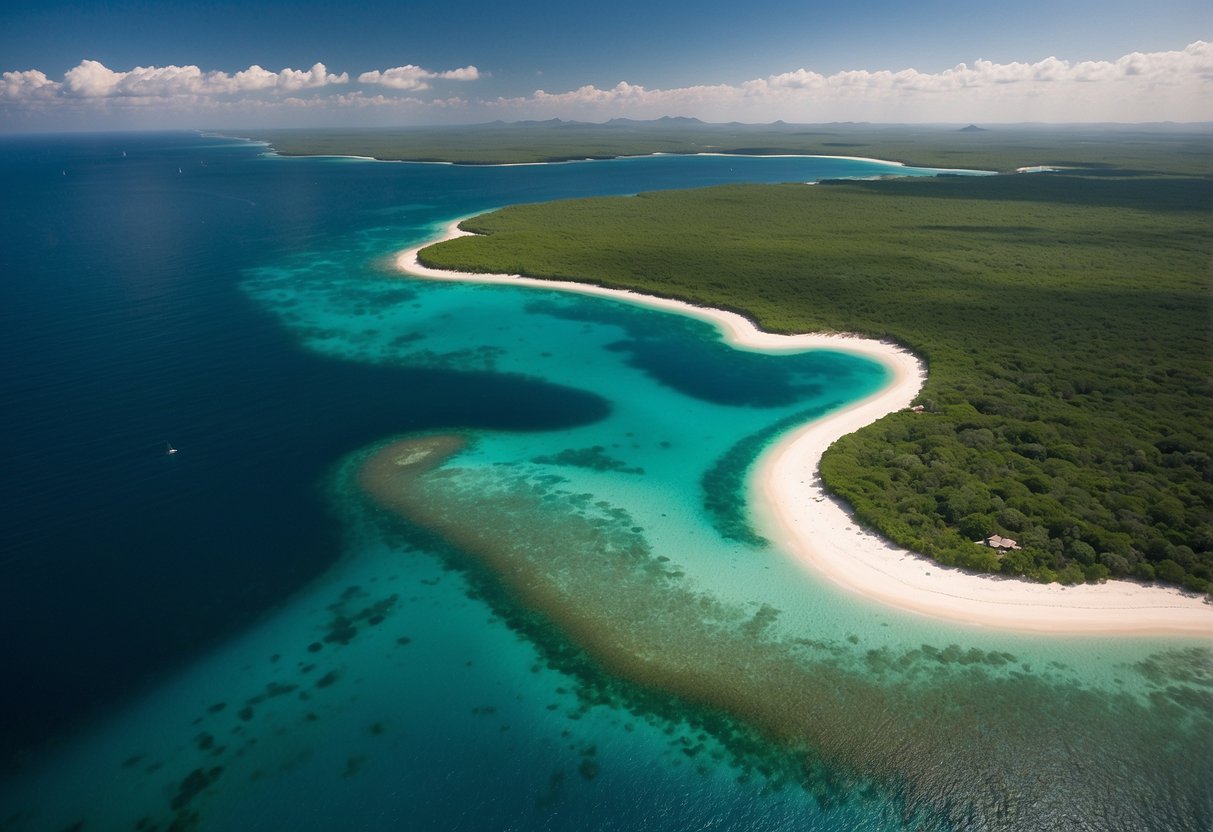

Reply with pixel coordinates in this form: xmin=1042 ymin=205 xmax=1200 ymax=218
xmin=224 ymin=119 xmax=1213 ymax=174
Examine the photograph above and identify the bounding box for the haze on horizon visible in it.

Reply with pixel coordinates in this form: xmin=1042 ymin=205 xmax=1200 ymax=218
xmin=1 ymin=0 xmax=1210 ymax=132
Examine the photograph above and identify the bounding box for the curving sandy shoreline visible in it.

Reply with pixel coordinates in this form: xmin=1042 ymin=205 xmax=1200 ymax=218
xmin=397 ymin=220 xmax=1212 ymax=637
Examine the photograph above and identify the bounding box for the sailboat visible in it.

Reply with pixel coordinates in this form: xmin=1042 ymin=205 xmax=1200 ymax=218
xmin=166 ymin=442 xmax=178 ymax=455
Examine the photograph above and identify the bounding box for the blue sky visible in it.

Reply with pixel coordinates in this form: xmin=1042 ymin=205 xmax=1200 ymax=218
xmin=2 ymin=0 xmax=1210 ymax=130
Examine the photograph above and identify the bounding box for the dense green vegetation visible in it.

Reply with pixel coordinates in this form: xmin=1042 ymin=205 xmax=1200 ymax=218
xmin=228 ymin=120 xmax=1213 ymax=174
xmin=418 ymin=165 xmax=1213 ymax=593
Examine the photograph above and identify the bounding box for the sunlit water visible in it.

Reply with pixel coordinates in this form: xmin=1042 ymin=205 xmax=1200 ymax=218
xmin=0 ymin=134 xmax=1207 ymax=832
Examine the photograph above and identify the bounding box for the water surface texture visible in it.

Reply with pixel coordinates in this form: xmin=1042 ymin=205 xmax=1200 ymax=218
xmin=0 ymin=134 xmax=1207 ymax=831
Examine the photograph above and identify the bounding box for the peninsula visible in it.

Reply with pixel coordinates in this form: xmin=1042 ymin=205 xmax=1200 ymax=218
xmin=400 ymin=212 xmax=1212 ymax=635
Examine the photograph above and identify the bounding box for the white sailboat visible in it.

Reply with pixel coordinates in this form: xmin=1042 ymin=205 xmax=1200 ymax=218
xmin=166 ymin=442 xmax=178 ymax=455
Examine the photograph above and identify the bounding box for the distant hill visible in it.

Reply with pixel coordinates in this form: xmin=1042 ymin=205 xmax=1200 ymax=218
xmin=959 ymin=124 xmax=989 ymax=132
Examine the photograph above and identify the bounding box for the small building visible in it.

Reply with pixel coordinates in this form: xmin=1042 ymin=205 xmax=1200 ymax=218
xmin=975 ymin=534 xmax=1021 ymax=551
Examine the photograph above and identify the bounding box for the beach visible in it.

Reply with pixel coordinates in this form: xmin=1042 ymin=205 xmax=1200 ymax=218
xmin=398 ymin=220 xmax=1212 ymax=637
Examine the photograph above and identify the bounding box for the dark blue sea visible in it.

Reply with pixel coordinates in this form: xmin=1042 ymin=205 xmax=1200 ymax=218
xmin=0 ymin=133 xmax=1207 ymax=832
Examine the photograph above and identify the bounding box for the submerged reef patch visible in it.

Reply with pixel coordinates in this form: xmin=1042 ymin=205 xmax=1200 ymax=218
xmin=701 ymin=403 xmax=841 ymax=546
xmin=532 ymin=446 xmax=645 ymax=475
xmin=359 ymin=434 xmax=1213 ymax=831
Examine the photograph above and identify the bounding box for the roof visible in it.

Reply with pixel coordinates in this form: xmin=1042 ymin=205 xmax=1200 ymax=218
xmin=977 ymin=534 xmax=1021 ymax=550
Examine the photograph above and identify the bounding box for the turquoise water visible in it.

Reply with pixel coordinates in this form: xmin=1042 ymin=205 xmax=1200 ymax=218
xmin=0 ymin=135 xmax=1208 ymax=831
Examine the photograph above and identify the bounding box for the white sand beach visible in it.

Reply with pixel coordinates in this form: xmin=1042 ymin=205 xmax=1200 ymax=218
xmin=397 ymin=221 xmax=1212 ymax=637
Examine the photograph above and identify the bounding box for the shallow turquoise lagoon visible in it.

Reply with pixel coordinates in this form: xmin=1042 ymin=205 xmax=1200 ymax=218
xmin=0 ymin=136 xmax=1208 ymax=832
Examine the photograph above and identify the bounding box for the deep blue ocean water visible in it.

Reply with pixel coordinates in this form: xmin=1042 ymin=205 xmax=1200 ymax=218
xmin=0 ymin=134 xmax=1208 ymax=832
xmin=0 ymin=134 xmax=912 ymax=759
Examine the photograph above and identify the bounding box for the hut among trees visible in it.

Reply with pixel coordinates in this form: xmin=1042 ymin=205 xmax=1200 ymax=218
xmin=976 ymin=534 xmax=1021 ymax=551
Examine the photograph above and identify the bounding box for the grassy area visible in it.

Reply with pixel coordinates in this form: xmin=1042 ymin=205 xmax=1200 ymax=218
xmin=418 ymin=166 xmax=1213 ymax=592
xmin=226 ymin=120 xmax=1213 ymax=175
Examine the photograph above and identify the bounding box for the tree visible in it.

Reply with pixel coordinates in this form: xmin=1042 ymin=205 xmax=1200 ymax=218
xmin=958 ymin=513 xmax=996 ymax=540
xmin=1155 ymin=559 xmax=1186 ymax=585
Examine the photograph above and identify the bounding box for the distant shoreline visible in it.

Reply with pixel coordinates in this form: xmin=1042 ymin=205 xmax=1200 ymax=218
xmin=210 ymin=123 xmax=1213 ymax=176
xmin=395 ymin=220 xmax=1211 ymax=637
xmin=216 ymin=131 xmax=928 ymax=169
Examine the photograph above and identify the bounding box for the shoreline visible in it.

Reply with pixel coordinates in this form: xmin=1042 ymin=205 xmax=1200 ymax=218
xmin=397 ymin=220 xmax=1211 ymax=638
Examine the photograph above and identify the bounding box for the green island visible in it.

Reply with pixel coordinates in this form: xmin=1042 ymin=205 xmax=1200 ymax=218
xmin=229 ymin=120 xmax=1213 ymax=174
xmin=411 ymin=129 xmax=1213 ymax=592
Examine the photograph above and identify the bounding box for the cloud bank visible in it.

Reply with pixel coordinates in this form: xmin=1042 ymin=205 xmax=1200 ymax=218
xmin=493 ymin=41 xmax=1213 ymax=123
xmin=2 ymin=43 xmax=1210 ymax=129
xmin=0 ymin=59 xmax=477 ymax=104
xmin=11 ymin=61 xmax=351 ymax=101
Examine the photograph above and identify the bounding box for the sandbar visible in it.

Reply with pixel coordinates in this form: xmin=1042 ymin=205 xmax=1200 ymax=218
xmin=396 ymin=220 xmax=1212 ymax=637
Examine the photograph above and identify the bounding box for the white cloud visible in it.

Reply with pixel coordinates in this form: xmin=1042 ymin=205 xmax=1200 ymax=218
xmin=250 ymin=62 xmax=348 ymax=92
xmin=358 ymin=64 xmax=480 ymax=90
xmin=2 ymin=69 xmax=59 ymax=100
xmin=210 ymin=63 xmax=347 ymax=94
xmin=760 ymin=69 xmax=825 ymax=91
xmin=437 ymin=66 xmax=480 ymax=82
xmin=358 ymin=65 xmax=431 ymax=91
xmin=63 ymin=60 xmax=129 ymax=97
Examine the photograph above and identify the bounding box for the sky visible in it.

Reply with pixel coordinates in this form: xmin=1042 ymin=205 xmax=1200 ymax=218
xmin=1 ymin=0 xmax=1210 ymax=131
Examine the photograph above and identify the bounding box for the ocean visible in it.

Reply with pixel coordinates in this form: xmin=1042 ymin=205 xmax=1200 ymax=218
xmin=0 ymin=133 xmax=1207 ymax=831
